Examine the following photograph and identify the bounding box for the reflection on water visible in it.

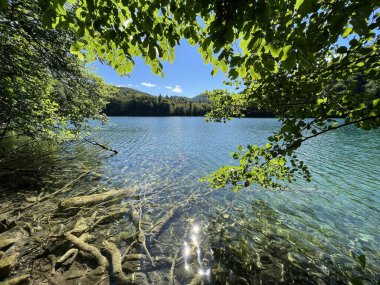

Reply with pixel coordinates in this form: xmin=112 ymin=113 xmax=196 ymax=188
xmin=0 ymin=117 xmax=379 ymax=284
xmin=183 ymin=223 xmax=212 ymax=280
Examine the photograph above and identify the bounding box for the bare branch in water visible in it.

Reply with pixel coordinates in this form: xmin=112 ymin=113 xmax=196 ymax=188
xmin=83 ymin=137 xmax=118 ymax=154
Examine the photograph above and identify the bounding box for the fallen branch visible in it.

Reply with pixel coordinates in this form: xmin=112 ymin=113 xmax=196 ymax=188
xmin=0 ymin=253 xmax=18 ymax=279
xmin=0 ymin=274 xmax=30 ymax=285
xmin=89 ymin=207 xmax=130 ymax=231
xmin=122 ymin=254 xmax=171 ymax=264
xmin=121 ymin=241 xmax=137 ymax=262
xmin=137 ymin=226 xmax=155 ymax=267
xmin=56 ymin=248 xmax=78 ymax=267
xmin=150 ymin=206 xmax=180 ymax=241
xmin=64 ymin=233 xmax=108 ymax=272
xmin=59 ymin=188 xmax=135 ymax=209
xmin=130 ymin=207 xmax=155 ymax=267
xmin=169 ymin=249 xmax=179 ymax=285
xmin=0 ymin=239 xmax=16 ymax=251
xmin=102 ymin=240 xmax=130 ymax=285
xmin=84 ymin=137 xmax=118 ymax=154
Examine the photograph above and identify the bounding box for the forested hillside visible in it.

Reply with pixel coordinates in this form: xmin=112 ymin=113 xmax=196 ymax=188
xmin=104 ymin=87 xmax=211 ymax=116
xmin=104 ymin=87 xmax=274 ymax=117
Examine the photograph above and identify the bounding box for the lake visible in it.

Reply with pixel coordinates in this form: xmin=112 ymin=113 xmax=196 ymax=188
xmin=0 ymin=117 xmax=379 ymax=284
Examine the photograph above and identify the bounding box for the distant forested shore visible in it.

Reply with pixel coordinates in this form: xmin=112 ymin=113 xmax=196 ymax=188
xmin=104 ymin=87 xmax=273 ymax=117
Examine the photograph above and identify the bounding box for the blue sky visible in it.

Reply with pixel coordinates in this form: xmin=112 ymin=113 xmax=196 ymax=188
xmin=90 ymin=40 xmax=234 ymax=98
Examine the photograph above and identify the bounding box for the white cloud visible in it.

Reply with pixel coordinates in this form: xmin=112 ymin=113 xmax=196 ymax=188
xmin=127 ymin=84 xmax=133 ymax=87
xmin=165 ymin=85 xmax=183 ymax=93
xmin=141 ymin=82 xmax=156 ymax=87
xmin=116 ymin=84 xmax=127 ymax=87
xmin=171 ymin=85 xmax=183 ymax=93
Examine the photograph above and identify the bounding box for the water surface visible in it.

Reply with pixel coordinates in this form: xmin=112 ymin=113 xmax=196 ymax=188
xmin=1 ymin=117 xmax=379 ymax=284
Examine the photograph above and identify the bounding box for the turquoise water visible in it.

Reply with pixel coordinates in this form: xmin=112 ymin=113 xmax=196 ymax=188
xmin=1 ymin=117 xmax=379 ymax=284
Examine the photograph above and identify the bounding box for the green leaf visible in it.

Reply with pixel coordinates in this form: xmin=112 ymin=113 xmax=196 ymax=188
xmin=229 ymin=69 xmax=239 ymax=79
xmin=337 ymin=46 xmax=348 ymax=54
xmin=70 ymin=42 xmax=83 ymax=54
xmin=0 ymin=0 xmax=8 ymax=10
xmin=342 ymin=27 xmax=353 ymax=38
xmin=281 ymin=45 xmax=293 ymax=60
xmin=211 ymin=66 xmax=218 ymax=76
xmin=266 ymin=43 xmax=282 ymax=58
xmin=281 ymin=53 xmax=297 ymax=70
xmin=295 ymin=0 xmax=304 ymax=10
xmin=298 ymin=0 xmax=312 ymax=15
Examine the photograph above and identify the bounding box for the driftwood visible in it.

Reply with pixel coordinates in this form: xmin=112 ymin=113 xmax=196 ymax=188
xmin=56 ymin=248 xmax=78 ymax=267
xmin=102 ymin=240 xmax=130 ymax=285
xmin=0 ymin=239 xmax=16 ymax=250
xmin=130 ymin=207 xmax=155 ymax=267
xmin=150 ymin=206 xmax=180 ymax=241
xmin=69 ymin=213 xmax=98 ymax=235
xmin=84 ymin=137 xmax=118 ymax=154
xmin=89 ymin=207 xmax=130 ymax=229
xmin=64 ymin=233 xmax=108 ymax=272
xmin=137 ymin=226 xmax=155 ymax=267
xmin=0 ymin=253 xmax=18 ymax=279
xmin=122 ymin=253 xmax=171 ymax=264
xmin=59 ymin=188 xmax=135 ymax=209
xmin=0 ymin=274 xmax=30 ymax=285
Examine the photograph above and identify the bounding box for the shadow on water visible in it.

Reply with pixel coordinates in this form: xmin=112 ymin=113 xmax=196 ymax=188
xmin=0 ymin=137 xmax=106 ymax=198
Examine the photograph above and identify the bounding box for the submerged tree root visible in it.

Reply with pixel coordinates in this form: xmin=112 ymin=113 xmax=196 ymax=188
xmin=130 ymin=207 xmax=155 ymax=267
xmin=59 ymin=188 xmax=136 ymax=209
xmin=0 ymin=274 xmax=30 ymax=285
xmin=56 ymin=248 xmax=78 ymax=268
xmin=0 ymin=176 xmax=213 ymax=284
xmin=102 ymin=240 xmax=130 ymax=285
xmin=64 ymin=233 xmax=108 ymax=272
xmin=150 ymin=206 xmax=180 ymax=241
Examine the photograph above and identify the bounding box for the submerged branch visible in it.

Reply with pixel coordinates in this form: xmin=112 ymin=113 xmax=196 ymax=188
xmin=84 ymin=137 xmax=118 ymax=154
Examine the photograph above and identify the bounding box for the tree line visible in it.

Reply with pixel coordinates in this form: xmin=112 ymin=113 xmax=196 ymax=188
xmin=104 ymin=88 xmax=211 ymax=116
xmin=104 ymin=87 xmax=274 ymax=117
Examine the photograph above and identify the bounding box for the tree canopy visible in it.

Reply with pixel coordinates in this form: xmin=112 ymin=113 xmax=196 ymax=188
xmin=0 ymin=0 xmax=114 ymax=142
xmin=1 ymin=0 xmax=379 ymax=188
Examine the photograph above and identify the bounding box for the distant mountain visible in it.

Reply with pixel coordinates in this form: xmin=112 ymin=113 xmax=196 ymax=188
xmin=115 ymin=87 xmax=153 ymax=97
xmin=104 ymin=87 xmax=211 ymax=116
xmin=104 ymin=87 xmax=274 ymax=117
xmin=191 ymin=93 xmax=210 ymax=102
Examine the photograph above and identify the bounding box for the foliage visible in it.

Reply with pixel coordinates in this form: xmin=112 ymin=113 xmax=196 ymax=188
xmin=205 ymin=78 xmax=380 ymax=190
xmin=0 ymin=1 xmax=114 ymax=142
xmin=6 ymin=0 xmax=380 ymax=188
